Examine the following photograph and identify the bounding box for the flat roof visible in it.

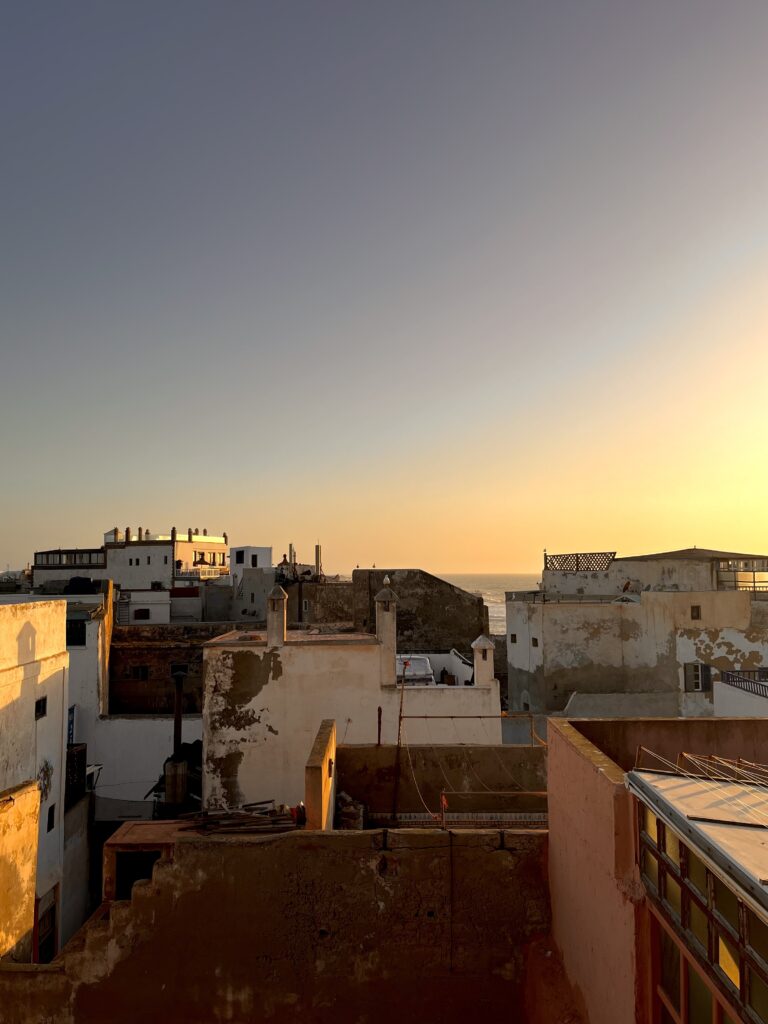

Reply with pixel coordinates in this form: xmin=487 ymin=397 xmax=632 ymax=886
xmin=616 ymin=547 xmax=768 ymax=562
xmin=627 ymin=769 xmax=768 ymax=916
xmin=205 ymin=629 xmax=379 ymax=647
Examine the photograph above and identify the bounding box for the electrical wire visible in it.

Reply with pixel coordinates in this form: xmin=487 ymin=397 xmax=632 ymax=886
xmin=401 ymin=722 xmax=440 ymax=821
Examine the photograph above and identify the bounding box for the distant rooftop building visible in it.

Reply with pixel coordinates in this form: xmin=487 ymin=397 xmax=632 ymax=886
xmin=32 ymin=526 xmax=230 ymax=595
xmin=507 ymin=544 xmax=768 ymax=715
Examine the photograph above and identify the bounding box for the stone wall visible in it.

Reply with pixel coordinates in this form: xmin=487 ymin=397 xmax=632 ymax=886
xmin=0 ymin=828 xmax=551 ymax=1023
xmin=353 ymin=569 xmax=488 ymax=654
xmin=108 ymin=623 xmax=239 ymax=714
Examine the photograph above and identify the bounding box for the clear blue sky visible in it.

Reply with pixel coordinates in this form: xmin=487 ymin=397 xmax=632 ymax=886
xmin=3 ymin=2 xmax=768 ymax=573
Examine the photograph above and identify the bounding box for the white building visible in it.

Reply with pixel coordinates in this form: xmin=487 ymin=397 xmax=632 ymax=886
xmin=32 ymin=526 xmax=230 ymax=592
xmin=203 ymin=584 xmax=501 ymax=808
xmin=230 ymin=546 xmax=273 ymax=588
xmin=0 ymin=601 xmax=69 ymax=960
xmin=507 ymin=547 xmax=768 ymax=717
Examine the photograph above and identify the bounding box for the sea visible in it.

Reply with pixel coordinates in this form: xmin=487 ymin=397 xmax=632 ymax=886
xmin=442 ymin=574 xmax=540 ymax=635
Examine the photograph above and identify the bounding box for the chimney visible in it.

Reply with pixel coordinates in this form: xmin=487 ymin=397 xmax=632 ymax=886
xmin=203 ymin=528 xmax=207 ymax=536
xmin=125 ymin=527 xmax=132 ymax=543
xmin=194 ymin=528 xmax=199 ymax=536
xmin=375 ymin=577 xmax=397 ymax=686
xmin=137 ymin=526 xmax=143 ymax=541
xmin=314 ymin=544 xmax=322 ymax=578
xmin=266 ymin=585 xmax=288 ymax=647
xmin=112 ymin=526 xmax=118 ymax=542
xmin=471 ymin=636 xmax=495 ymax=687
xmin=171 ymin=526 xmax=177 ymax=542
xmin=188 ymin=528 xmax=193 ymax=542
xmin=288 ymin=543 xmax=295 ymax=566
xmin=223 ymin=531 xmax=228 ymax=545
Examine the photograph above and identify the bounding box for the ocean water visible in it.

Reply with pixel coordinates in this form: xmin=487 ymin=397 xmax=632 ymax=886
xmin=442 ymin=573 xmax=540 ymax=635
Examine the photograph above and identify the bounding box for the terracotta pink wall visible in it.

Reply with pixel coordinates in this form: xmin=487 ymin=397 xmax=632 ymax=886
xmin=547 ymin=720 xmax=643 ymax=1024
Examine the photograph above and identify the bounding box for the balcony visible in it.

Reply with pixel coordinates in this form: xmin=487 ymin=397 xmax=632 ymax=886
xmin=174 ymin=566 xmax=229 ymax=580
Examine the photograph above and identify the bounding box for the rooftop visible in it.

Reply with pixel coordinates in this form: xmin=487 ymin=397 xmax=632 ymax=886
xmin=627 ymin=763 xmax=768 ymax=914
xmin=616 ymin=547 xmax=768 ymax=562
xmin=205 ymin=629 xmax=380 ymax=647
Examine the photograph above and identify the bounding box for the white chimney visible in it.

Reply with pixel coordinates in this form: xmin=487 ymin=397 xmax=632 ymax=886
xmin=375 ymin=578 xmax=397 ymax=686
xmin=267 ymin=585 xmax=288 ymax=647
xmin=471 ymin=635 xmax=495 ymax=687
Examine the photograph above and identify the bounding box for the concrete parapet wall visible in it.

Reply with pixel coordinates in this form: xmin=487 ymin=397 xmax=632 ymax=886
xmin=304 ymin=719 xmax=336 ymax=830
xmin=336 ymin=743 xmax=547 ymax=814
xmin=0 ymin=827 xmax=550 ymax=1023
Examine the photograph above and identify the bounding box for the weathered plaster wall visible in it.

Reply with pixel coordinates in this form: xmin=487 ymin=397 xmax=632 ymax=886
xmin=547 ymin=720 xmax=644 ymax=1024
xmin=336 ymin=744 xmax=546 ymax=814
xmin=543 ymin=556 xmax=717 ymax=597
xmin=353 ymin=569 xmax=488 ymax=654
xmin=0 ymin=782 xmax=40 ymax=962
xmin=507 ymin=590 xmax=766 ymax=714
xmin=0 ymin=828 xmax=551 ymax=1023
xmin=203 ymin=639 xmax=501 ymax=809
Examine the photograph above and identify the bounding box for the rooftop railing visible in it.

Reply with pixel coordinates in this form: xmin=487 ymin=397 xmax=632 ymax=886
xmin=544 ymin=551 xmax=616 ymax=572
xmin=720 ymin=671 xmax=768 ymax=701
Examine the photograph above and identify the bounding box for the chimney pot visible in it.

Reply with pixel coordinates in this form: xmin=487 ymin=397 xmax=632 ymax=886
xmin=188 ymin=528 xmax=193 ymax=542
xmin=125 ymin=527 xmax=132 ymax=543
xmin=138 ymin=526 xmax=143 ymax=541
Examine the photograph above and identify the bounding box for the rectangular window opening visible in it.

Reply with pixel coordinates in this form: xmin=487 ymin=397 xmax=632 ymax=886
xmin=35 ymin=696 xmax=47 ymax=720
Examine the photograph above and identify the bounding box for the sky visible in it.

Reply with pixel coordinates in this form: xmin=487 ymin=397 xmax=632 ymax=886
xmin=2 ymin=2 xmax=768 ymax=574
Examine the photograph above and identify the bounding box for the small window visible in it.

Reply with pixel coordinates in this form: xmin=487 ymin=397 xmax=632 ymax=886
xmin=691 ymin=605 xmax=701 ymax=620
xmin=35 ymin=697 xmax=47 ymax=720
xmin=47 ymin=805 xmax=55 ymax=832
xmin=531 ymin=637 xmax=539 ymax=648
xmin=251 ymin=554 xmax=258 ymax=567
xmin=66 ymin=619 xmax=87 ymax=647
xmin=250 ymin=593 xmax=255 ymax=604
xmin=510 ymin=633 xmax=517 ymax=643
xmin=164 ymin=555 xmax=168 ymax=565
xmin=684 ymin=663 xmax=711 ymax=693
xmin=133 ymin=608 xmax=150 ymax=621
xmin=236 ymin=550 xmax=244 ymax=564
xmin=147 ymin=556 xmax=151 ymax=565
xmin=303 ymin=599 xmax=309 ymax=613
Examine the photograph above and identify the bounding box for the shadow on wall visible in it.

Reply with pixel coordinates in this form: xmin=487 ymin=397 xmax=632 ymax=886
xmin=17 ymin=621 xmax=37 ymax=668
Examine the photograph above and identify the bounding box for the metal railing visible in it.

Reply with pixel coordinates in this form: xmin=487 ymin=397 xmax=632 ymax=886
xmin=174 ymin=567 xmax=229 ymax=580
xmin=506 ymin=590 xmax=631 ymax=604
xmin=720 ymin=671 xmax=768 ymax=701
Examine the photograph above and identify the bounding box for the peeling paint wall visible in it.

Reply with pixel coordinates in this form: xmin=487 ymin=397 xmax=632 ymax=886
xmin=203 ymin=639 xmax=501 ymax=808
xmin=0 ymin=828 xmax=551 ymax=1023
xmin=507 ymin=590 xmax=768 ymax=714
xmin=0 ymin=782 xmax=40 ymax=962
